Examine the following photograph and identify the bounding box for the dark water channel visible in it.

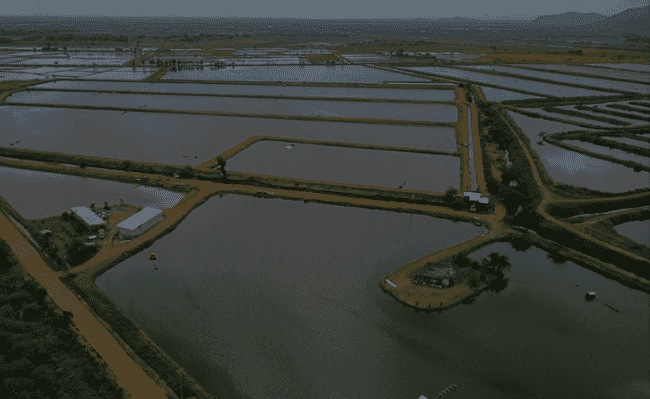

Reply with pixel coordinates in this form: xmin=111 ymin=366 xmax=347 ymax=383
xmin=94 ymin=195 xmax=649 ymax=399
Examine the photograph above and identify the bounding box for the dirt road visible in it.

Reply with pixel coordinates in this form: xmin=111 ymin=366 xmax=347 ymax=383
xmin=0 ymin=212 xmax=171 ymax=399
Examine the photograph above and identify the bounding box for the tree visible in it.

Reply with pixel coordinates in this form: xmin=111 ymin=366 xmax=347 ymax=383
xmin=103 ymin=201 xmax=110 ymax=210
xmin=119 ymin=198 xmax=125 ymax=206
xmin=89 ymin=202 xmax=95 ymax=210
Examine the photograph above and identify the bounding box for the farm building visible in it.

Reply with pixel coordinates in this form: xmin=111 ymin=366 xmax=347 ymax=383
xmin=413 ymin=263 xmax=456 ymax=288
xmin=70 ymin=207 xmax=105 ymax=231
xmin=117 ymin=207 xmax=163 ymax=238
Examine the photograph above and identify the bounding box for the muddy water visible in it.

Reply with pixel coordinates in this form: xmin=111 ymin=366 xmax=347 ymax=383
xmin=0 ymin=106 xmax=457 ymax=166
xmin=478 ymin=86 xmax=541 ymax=102
xmin=95 ymin=196 xmax=649 ymax=399
xmin=564 ymin=140 xmax=649 ymax=166
xmin=0 ymin=166 xmax=183 ymax=219
xmin=34 ymin=81 xmax=456 ymax=101
xmin=227 ymin=141 xmax=459 ymax=191
xmin=466 ymin=65 xmax=649 ymax=94
xmin=162 ymin=65 xmax=429 ymax=83
xmin=614 ymin=220 xmax=650 ymax=246
xmin=404 ymin=67 xmax=611 ymax=97
xmin=507 ymin=111 xmax=650 ymax=192
xmin=8 ymin=91 xmax=458 ymax=123
xmin=14 ymin=57 xmax=130 ymax=66
xmin=0 ymin=72 xmax=44 ymax=81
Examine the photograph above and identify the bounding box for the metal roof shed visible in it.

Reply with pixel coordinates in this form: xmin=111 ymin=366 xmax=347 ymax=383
xmin=117 ymin=207 xmax=163 ymax=231
xmin=70 ymin=207 xmax=105 ymax=227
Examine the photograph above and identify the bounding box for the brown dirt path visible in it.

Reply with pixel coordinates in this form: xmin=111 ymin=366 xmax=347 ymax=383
xmin=0 ymin=212 xmax=172 ymax=399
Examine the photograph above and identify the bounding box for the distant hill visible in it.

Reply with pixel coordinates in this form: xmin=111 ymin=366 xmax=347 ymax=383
xmin=585 ymin=5 xmax=650 ymax=36
xmin=531 ymin=11 xmax=606 ymax=26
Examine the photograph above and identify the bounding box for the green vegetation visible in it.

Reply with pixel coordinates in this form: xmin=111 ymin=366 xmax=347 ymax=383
xmin=452 ymin=251 xmax=511 ymax=290
xmin=29 ymin=212 xmax=101 ymax=271
xmin=0 ymin=240 xmax=126 ymax=399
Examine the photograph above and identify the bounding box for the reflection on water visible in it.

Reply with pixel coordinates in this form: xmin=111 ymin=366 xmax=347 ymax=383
xmin=507 ymin=111 xmax=650 ymax=192
xmin=35 ymin=81 xmax=456 ymax=101
xmin=0 ymin=166 xmax=183 ymax=219
xmin=614 ymin=220 xmax=650 ymax=247
xmin=162 ymin=65 xmax=428 ymax=83
xmin=227 ymin=141 xmax=460 ymax=191
xmin=0 ymin=106 xmax=457 ymax=166
xmin=96 ymin=196 xmax=648 ymax=399
xmin=9 ymin=91 xmax=458 ymax=122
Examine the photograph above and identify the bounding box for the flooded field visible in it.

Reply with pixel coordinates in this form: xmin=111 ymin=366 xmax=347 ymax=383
xmin=403 ymin=67 xmax=610 ymax=97
xmin=559 ymin=106 xmax=647 ymax=126
xmin=227 ymin=141 xmax=459 ymax=191
xmin=517 ymin=64 xmax=650 ymax=83
xmin=96 ymin=195 xmax=648 ymax=399
xmin=162 ymin=65 xmax=429 ymax=83
xmin=527 ymin=108 xmax=616 ymax=127
xmin=465 ymin=65 xmax=649 ymax=94
xmin=507 ymin=111 xmax=650 ymax=192
xmin=0 ymin=72 xmax=44 ymax=81
xmin=13 ymin=57 xmax=131 ymax=66
xmin=478 ymin=86 xmax=542 ymax=102
xmin=563 ymin=140 xmax=649 ymax=166
xmin=81 ymin=70 xmax=155 ymax=80
xmin=614 ymin=220 xmax=650 ymax=246
xmin=7 ymin=91 xmax=458 ymax=123
xmin=0 ymin=106 xmax=458 ymax=165
xmin=605 ymin=136 xmax=650 ymax=150
xmin=34 ymin=81 xmax=455 ymax=101
xmin=0 ymin=165 xmax=183 ymax=219
xmin=587 ymin=63 xmax=650 ymax=72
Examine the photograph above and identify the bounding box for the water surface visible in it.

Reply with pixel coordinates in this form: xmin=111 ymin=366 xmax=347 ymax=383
xmin=0 ymin=165 xmax=183 ymax=219
xmin=0 ymin=106 xmax=457 ymax=166
xmin=517 ymin=64 xmax=650 ymax=83
xmin=478 ymin=86 xmax=541 ymax=102
xmin=227 ymin=141 xmax=460 ymax=191
xmin=162 ymin=65 xmax=428 ymax=83
xmin=465 ymin=65 xmax=649 ymax=94
xmin=613 ymin=220 xmax=650 ymax=246
xmin=507 ymin=111 xmax=650 ymax=192
xmin=34 ymin=81 xmax=455 ymax=101
xmin=564 ymin=140 xmax=649 ymax=166
xmin=95 ymin=196 xmax=649 ymax=399
xmin=8 ymin=91 xmax=457 ymax=123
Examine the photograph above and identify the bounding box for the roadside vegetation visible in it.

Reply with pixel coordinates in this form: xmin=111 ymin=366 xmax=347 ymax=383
xmin=0 ymin=239 xmax=126 ymax=399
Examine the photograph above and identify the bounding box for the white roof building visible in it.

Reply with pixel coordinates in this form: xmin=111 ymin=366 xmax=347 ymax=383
xmin=70 ymin=207 xmax=105 ymax=227
xmin=117 ymin=207 xmax=163 ymax=237
xmin=118 ymin=207 xmax=162 ymax=230
xmin=463 ymin=192 xmax=481 ymax=202
xmin=478 ymin=197 xmax=489 ymax=204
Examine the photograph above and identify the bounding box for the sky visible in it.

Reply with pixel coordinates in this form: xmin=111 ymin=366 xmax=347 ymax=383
xmin=4 ymin=0 xmax=647 ymax=19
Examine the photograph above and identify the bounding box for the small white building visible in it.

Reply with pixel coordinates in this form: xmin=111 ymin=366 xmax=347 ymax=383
xmin=70 ymin=207 xmax=105 ymax=230
xmin=117 ymin=207 xmax=163 ymax=238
